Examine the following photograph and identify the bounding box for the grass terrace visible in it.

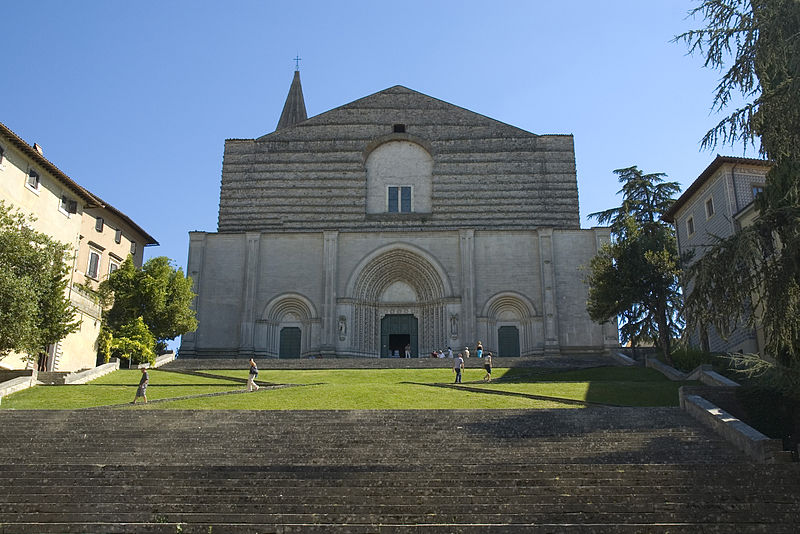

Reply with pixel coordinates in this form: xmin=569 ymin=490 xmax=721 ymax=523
xmin=1 ymin=365 xmax=695 ymax=410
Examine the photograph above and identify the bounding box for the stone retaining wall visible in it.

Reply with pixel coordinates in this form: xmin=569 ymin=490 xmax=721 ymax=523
xmin=680 ymin=390 xmax=791 ymax=463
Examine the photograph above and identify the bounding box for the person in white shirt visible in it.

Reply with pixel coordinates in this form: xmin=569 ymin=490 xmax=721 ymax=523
xmin=453 ymin=353 xmax=464 ymax=383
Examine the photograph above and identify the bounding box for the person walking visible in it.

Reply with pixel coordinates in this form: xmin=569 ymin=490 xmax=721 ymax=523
xmin=483 ymin=352 xmax=493 ymax=382
xmin=404 ymin=344 xmax=411 ymax=358
xmin=476 ymin=341 xmax=484 ymax=359
xmin=463 ymin=346 xmax=470 ymax=359
xmin=247 ymin=358 xmax=260 ymax=392
xmin=453 ymin=352 xmax=464 ymax=384
xmin=132 ymin=366 xmax=149 ymax=404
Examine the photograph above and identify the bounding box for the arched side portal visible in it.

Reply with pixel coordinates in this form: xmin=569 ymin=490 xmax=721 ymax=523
xmin=256 ymin=293 xmax=318 ymax=358
xmin=479 ymin=292 xmax=542 ymax=357
xmin=344 ymin=245 xmax=452 ymax=357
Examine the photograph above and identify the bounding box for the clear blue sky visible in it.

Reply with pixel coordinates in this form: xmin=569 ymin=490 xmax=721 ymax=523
xmin=3 ymin=0 xmax=751 ymax=270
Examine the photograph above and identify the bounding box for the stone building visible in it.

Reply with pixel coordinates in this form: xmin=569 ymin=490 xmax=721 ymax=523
xmin=662 ymin=155 xmax=771 ymax=355
xmin=0 ymin=121 xmax=157 ymax=371
xmin=180 ymin=73 xmax=618 ymax=359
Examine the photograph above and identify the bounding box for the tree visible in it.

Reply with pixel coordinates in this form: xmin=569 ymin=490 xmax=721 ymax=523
xmin=586 ymin=167 xmax=683 ymax=363
xmin=100 ymin=256 xmax=197 ymax=352
xmin=676 ymin=0 xmax=800 ymax=372
xmin=0 ymin=201 xmax=79 ymax=359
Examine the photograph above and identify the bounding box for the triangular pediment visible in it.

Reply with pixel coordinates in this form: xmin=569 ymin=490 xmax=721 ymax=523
xmin=256 ymin=84 xmax=543 ymax=141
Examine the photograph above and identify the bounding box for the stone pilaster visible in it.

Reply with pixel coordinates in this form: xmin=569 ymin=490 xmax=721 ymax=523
xmin=538 ymin=228 xmax=560 ymax=355
xmin=594 ymin=227 xmax=619 ymax=350
xmin=179 ymin=232 xmax=207 ymax=355
xmin=321 ymin=231 xmax=338 ymax=355
xmin=459 ymin=229 xmax=476 ymax=347
xmin=239 ymin=233 xmax=261 ymax=357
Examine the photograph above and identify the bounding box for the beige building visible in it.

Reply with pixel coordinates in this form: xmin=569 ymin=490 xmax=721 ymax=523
xmin=181 ymin=74 xmax=618 ymax=359
xmin=0 ymin=121 xmax=157 ymax=371
xmin=663 ymin=155 xmax=771 ymax=355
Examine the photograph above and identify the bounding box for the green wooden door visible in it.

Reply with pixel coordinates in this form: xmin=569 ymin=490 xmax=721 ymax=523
xmin=498 ymin=326 xmax=520 ymax=357
xmin=279 ymin=327 xmax=302 ymax=358
xmin=380 ymin=314 xmax=418 ymax=357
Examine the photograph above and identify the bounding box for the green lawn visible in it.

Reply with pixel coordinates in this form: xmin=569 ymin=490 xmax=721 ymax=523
xmin=0 ymin=366 xmax=696 ymax=410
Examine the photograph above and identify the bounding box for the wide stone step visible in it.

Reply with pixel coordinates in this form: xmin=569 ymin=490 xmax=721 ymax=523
xmin=2 ymin=509 xmax=797 ymax=525
xmin=3 ymin=523 xmax=795 ymax=534
xmin=2 ymin=490 xmax=796 ymax=505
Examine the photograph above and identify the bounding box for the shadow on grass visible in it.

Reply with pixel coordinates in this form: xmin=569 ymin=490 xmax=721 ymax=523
xmin=157 ymin=369 xmax=250 ymax=384
xmin=403 ymin=381 xmax=621 ymax=407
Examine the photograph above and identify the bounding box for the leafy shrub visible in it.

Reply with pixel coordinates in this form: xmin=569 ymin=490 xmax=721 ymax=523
xmin=109 ymin=317 xmax=155 ymax=366
xmin=669 ymin=347 xmax=727 ymax=373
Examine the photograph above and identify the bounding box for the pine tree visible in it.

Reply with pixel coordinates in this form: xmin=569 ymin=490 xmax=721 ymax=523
xmin=676 ymin=0 xmax=800 ymax=374
xmin=587 ymin=167 xmax=683 ymax=363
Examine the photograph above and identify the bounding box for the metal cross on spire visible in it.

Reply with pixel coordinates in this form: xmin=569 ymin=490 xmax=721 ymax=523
xmin=293 ymin=55 xmax=302 ymax=71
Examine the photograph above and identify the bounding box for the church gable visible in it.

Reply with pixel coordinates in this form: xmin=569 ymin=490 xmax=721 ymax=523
xmin=218 ymin=82 xmax=579 ymax=233
xmin=258 ymin=85 xmax=540 ymax=141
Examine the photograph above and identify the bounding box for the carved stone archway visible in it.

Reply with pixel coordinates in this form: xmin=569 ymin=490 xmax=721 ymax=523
xmin=256 ymin=293 xmax=318 ymax=358
xmin=345 ymin=244 xmax=452 ymax=357
xmin=480 ymin=292 xmax=542 ymax=357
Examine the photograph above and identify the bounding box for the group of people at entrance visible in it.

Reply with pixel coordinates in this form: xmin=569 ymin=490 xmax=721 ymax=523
xmin=453 ymin=341 xmax=492 ymax=384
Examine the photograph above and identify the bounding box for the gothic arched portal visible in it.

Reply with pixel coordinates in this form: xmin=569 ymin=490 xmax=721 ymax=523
xmin=257 ymin=293 xmax=318 ymax=358
xmin=345 ymin=245 xmax=452 ymax=357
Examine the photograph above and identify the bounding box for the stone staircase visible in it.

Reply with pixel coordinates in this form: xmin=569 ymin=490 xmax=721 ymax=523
xmin=1 ymin=408 xmax=798 ymax=532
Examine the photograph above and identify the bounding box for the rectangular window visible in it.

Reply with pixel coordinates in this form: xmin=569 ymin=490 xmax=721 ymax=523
xmin=108 ymin=261 xmax=119 ymax=276
xmin=95 ymin=217 xmax=104 ymax=232
xmin=705 ymin=197 xmax=715 ymax=218
xmin=686 ymin=216 xmax=695 ymax=236
xmin=0 ymin=146 xmax=4 ymax=164
xmin=387 ymin=186 xmax=412 ymax=213
xmin=114 ymin=229 xmax=122 ymax=244
xmin=752 ymin=185 xmax=765 ymax=198
xmin=130 ymin=241 xmax=137 ymax=255
xmin=87 ymin=251 xmax=100 ymax=279
xmin=60 ymin=195 xmax=77 ymax=215
xmin=26 ymin=170 xmax=40 ymax=190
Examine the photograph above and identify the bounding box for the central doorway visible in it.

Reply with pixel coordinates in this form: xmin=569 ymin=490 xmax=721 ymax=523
xmin=381 ymin=314 xmax=418 ymax=357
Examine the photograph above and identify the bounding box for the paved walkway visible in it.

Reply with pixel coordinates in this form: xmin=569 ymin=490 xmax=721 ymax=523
xmin=162 ymin=353 xmax=618 ymax=371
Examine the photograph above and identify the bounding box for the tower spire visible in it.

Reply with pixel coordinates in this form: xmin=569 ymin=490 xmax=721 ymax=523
xmin=276 ymin=69 xmax=307 ymax=130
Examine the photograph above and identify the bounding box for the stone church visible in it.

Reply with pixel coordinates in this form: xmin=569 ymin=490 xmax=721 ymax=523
xmin=179 ymin=72 xmax=618 ymax=359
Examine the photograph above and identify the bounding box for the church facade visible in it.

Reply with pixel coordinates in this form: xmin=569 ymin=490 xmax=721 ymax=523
xmin=179 ymin=73 xmax=618 ymax=358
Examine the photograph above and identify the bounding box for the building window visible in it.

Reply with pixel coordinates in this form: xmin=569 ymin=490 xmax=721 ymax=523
xmin=60 ymin=195 xmax=78 ymax=215
xmin=705 ymin=197 xmax=715 ymax=219
xmin=393 ymin=123 xmax=406 ymax=133
xmin=87 ymin=250 xmax=101 ymax=279
xmin=687 ymin=216 xmax=695 ymax=237
xmin=114 ymin=229 xmax=122 ymax=244
xmin=108 ymin=261 xmax=119 ymax=276
xmin=752 ymin=185 xmax=765 ymax=199
xmin=95 ymin=217 xmax=104 ymax=232
xmin=130 ymin=241 xmax=137 ymax=255
xmin=387 ymin=186 xmax=412 ymax=213
xmin=0 ymin=145 xmax=5 ymax=165
xmin=26 ymin=170 xmax=40 ymax=191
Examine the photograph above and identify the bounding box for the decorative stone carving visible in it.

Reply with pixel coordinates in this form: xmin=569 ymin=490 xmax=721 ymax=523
xmin=450 ymin=314 xmax=459 ymax=338
xmin=338 ymin=315 xmax=347 ymax=341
